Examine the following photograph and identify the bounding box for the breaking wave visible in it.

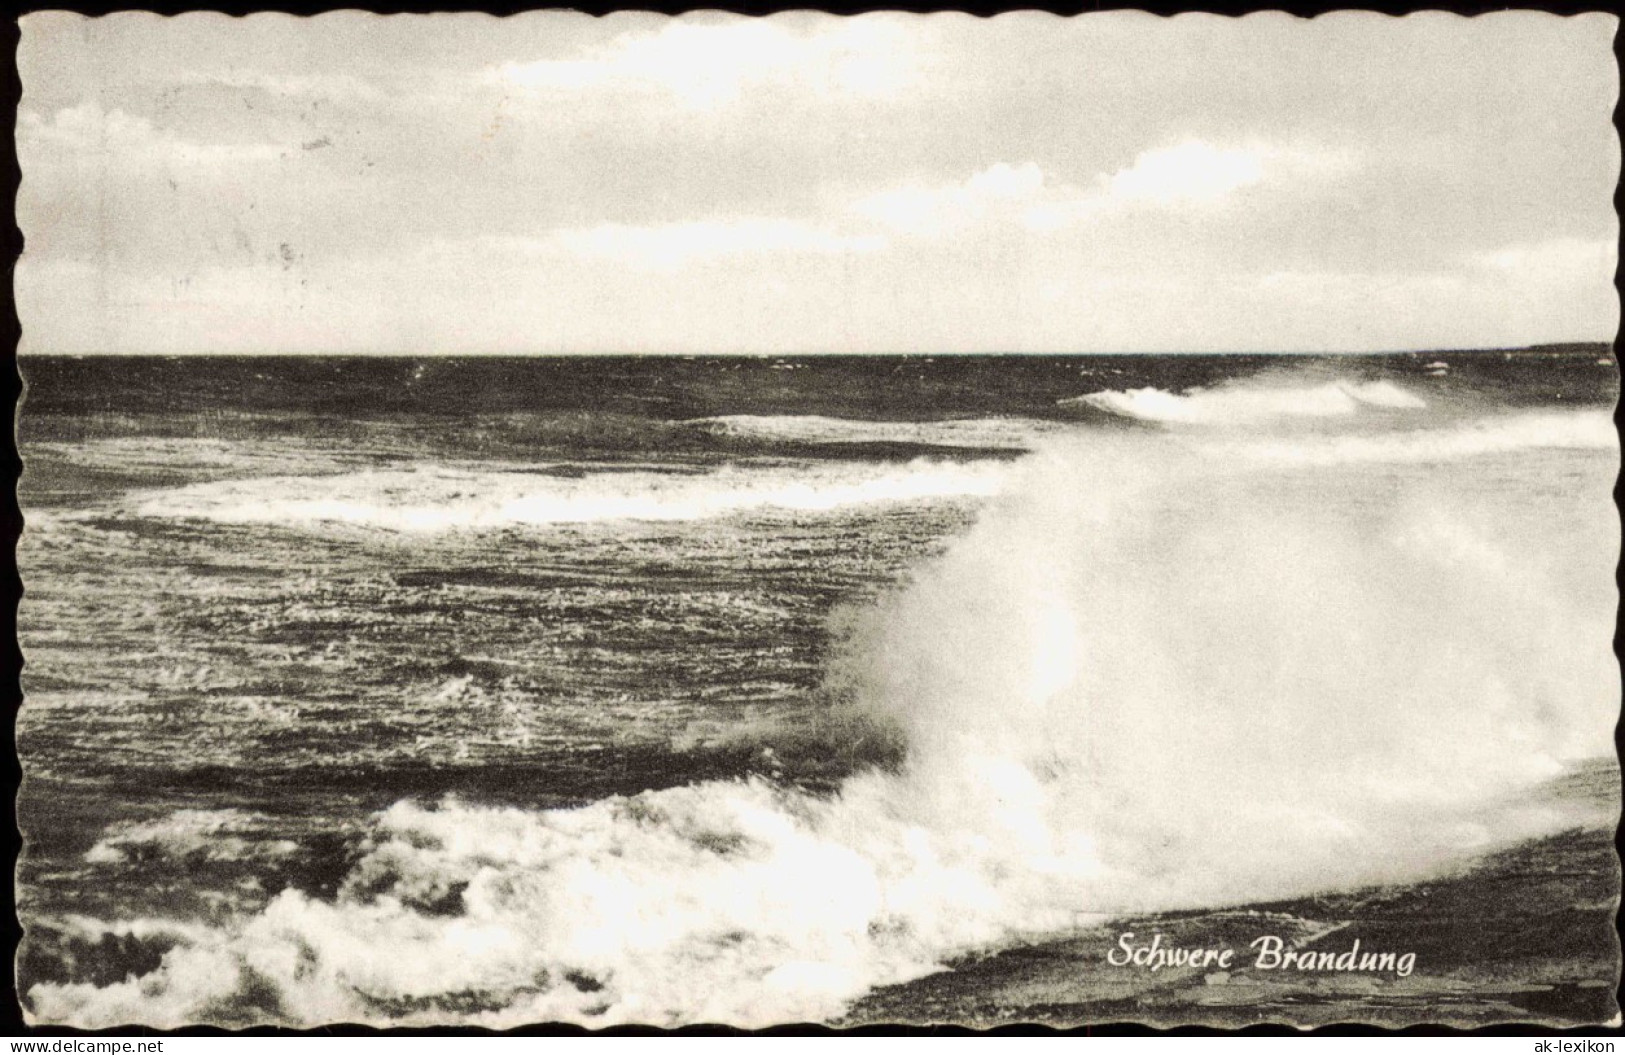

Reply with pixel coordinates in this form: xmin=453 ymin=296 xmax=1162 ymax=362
xmin=689 ymin=415 xmax=1065 ymax=451
xmin=108 ymin=408 xmax=1611 ymax=537
xmin=125 ymin=459 xmax=1009 ymax=531
xmin=31 ymin=427 xmax=1617 ymax=1028
xmin=85 ymin=810 xmax=300 ymax=866
xmin=1065 ymin=379 xmax=1427 ymax=424
xmin=1224 ymin=410 xmax=1617 ymax=466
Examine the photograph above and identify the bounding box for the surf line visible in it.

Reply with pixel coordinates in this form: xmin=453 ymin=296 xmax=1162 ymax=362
xmin=1108 ymin=932 xmax=1417 ymax=977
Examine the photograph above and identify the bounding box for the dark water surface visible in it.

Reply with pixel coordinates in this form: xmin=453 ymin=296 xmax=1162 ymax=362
xmin=16 ymin=346 xmax=1619 ymax=1027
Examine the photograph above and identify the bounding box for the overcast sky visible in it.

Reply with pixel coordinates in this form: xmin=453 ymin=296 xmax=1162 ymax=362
xmin=17 ymin=11 xmax=1620 ymax=355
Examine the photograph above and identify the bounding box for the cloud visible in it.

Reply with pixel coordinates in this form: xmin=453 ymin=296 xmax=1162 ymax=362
xmin=852 ymin=143 xmax=1351 ymax=240
xmin=19 ymin=101 xmax=282 ymax=168
xmin=177 ymin=69 xmax=389 ymax=104
xmin=545 ymin=219 xmax=888 ymax=270
xmin=487 ymin=18 xmax=920 ymax=110
xmin=853 ymin=162 xmax=1047 ymax=236
xmin=15 ymin=13 xmax=1612 ymax=355
xmin=1467 ymin=236 xmax=1617 ymax=279
xmin=1026 ymin=140 xmax=1356 ymax=231
xmin=1104 ymin=140 xmax=1267 ymax=205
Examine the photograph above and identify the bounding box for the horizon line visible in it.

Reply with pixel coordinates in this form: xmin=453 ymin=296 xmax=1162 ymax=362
xmin=15 ymin=340 xmax=1615 ymax=360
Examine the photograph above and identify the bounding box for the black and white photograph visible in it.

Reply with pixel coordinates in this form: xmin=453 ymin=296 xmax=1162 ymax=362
xmin=12 ymin=10 xmax=1621 ymax=1031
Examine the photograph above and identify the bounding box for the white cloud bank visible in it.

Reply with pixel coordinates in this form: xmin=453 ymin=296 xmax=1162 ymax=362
xmin=16 ymin=12 xmax=1616 ymax=354
xmin=538 ymin=140 xmax=1344 ymax=268
xmin=854 ymin=162 xmax=1047 ymax=236
xmin=488 ymin=18 xmax=920 ymax=110
xmin=20 ymin=101 xmax=283 ymax=169
xmin=854 ymin=141 xmax=1358 ymax=237
xmin=1099 ymin=140 xmax=1269 ymax=204
xmin=1468 ymin=236 xmax=1618 ymax=279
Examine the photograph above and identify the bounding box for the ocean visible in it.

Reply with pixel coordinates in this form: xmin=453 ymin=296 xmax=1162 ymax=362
xmin=15 ymin=348 xmax=1621 ymax=1028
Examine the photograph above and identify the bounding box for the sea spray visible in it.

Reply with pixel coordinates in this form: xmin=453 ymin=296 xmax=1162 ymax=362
xmin=1061 ymin=377 xmax=1429 ymax=424
xmin=27 ymin=424 xmax=1617 ymax=1028
xmin=833 ymin=434 xmax=1616 ymax=911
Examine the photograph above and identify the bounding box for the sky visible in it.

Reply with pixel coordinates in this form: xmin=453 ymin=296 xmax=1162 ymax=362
xmin=16 ymin=11 xmax=1621 ymax=355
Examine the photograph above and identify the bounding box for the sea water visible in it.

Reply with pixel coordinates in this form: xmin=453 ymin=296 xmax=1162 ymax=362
xmin=16 ymin=350 xmax=1619 ymax=1026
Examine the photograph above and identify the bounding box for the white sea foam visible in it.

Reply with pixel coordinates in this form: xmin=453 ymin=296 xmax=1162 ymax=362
xmin=33 ymin=431 xmax=1618 ymax=1029
xmin=85 ymin=810 xmax=299 ymax=865
xmin=690 ymin=414 xmax=1065 ymax=450
xmin=1064 ymin=379 xmax=1427 ymax=424
xmin=114 ymin=404 xmax=1612 ymax=536
xmin=1222 ymin=410 xmax=1618 ymax=467
xmin=127 ymin=459 xmax=1009 ymax=531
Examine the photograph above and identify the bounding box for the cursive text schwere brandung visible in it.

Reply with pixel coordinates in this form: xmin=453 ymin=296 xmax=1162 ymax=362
xmin=1108 ymin=932 xmax=1417 ymax=977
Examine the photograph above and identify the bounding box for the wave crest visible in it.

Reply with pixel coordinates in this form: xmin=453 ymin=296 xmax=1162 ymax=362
xmin=85 ymin=810 xmax=300 ymax=866
xmin=689 ymin=415 xmax=1064 ymax=451
xmin=125 ymin=459 xmax=1009 ymax=531
xmin=1223 ymin=411 xmax=1617 ymax=466
xmin=1063 ymin=379 xmax=1427 ymax=425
